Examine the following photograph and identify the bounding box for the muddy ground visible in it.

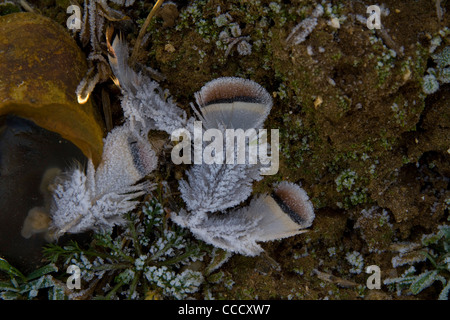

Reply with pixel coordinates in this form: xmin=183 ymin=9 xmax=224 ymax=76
xmin=1 ymin=0 xmax=449 ymax=300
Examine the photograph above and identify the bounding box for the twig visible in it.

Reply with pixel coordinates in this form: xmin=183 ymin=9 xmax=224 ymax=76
xmin=376 ymin=24 xmax=404 ymax=58
xmin=18 ymin=0 xmax=35 ymax=13
xmin=101 ymin=87 xmax=113 ymax=132
xmin=313 ymin=269 xmax=360 ymax=288
xmin=262 ymin=251 xmax=281 ymax=272
xmin=129 ymin=0 xmax=165 ymax=68
xmin=435 ymin=0 xmax=444 ymax=22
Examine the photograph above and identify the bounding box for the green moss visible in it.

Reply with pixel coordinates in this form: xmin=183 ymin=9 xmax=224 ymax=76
xmin=0 ymin=3 xmax=20 ymax=16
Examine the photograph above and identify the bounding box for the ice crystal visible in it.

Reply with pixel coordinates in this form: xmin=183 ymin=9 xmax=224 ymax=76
xmin=432 ymin=46 xmax=450 ymax=68
xmin=229 ymin=23 xmax=242 ymax=37
xmin=214 ymin=13 xmax=232 ymax=27
xmin=0 ymin=258 xmax=64 ymax=300
xmin=213 ymin=15 xmax=252 ymax=57
xmin=439 ymin=67 xmax=450 ymax=83
xmin=144 ymin=266 xmax=203 ymax=299
xmin=179 ymin=162 xmax=263 ymax=218
xmin=335 ymin=169 xmax=358 ymax=192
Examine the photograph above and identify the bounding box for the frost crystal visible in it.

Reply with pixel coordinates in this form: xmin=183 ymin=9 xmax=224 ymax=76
xmin=335 ymin=169 xmax=358 ymax=192
xmin=432 ymin=46 xmax=450 ymax=68
xmin=439 ymin=67 xmax=450 ymax=83
xmin=422 ymin=46 xmax=450 ymax=94
xmin=144 ymin=266 xmax=203 ymax=299
xmin=214 ymin=13 xmax=232 ymax=27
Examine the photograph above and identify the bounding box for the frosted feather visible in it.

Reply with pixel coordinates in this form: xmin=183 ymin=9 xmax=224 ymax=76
xmin=179 ymin=162 xmax=263 ymax=215
xmin=271 ymin=181 xmax=315 ymax=229
xmin=171 ymin=208 xmax=264 ymax=256
xmin=21 ymin=207 xmax=51 ymax=239
xmin=107 ymin=33 xmax=140 ymax=94
xmin=193 ymin=77 xmax=272 ymax=130
xmin=179 ymin=77 xmax=273 ymax=214
xmin=172 ymin=182 xmax=315 ymax=256
xmin=95 ymin=125 xmax=157 ymax=196
xmin=108 ymin=34 xmax=190 ymax=136
xmin=49 ymin=125 xmax=157 ymax=237
xmin=179 ymin=124 xmax=266 ymax=214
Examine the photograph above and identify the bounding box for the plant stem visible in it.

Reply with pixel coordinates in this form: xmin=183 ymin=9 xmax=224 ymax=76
xmin=128 ymin=270 xmax=142 ymax=300
xmin=105 ymin=279 xmax=126 ymax=300
xmin=128 ymin=215 xmax=143 ymax=257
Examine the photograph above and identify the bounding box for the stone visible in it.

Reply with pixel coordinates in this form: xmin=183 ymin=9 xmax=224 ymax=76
xmin=0 ymin=115 xmax=88 ymax=272
xmin=0 ymin=12 xmax=104 ymax=165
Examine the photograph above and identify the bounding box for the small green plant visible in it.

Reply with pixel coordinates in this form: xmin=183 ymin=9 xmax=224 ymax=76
xmin=384 ymin=225 xmax=450 ymax=300
xmin=335 ymin=169 xmax=368 ymax=209
xmin=43 ymin=198 xmax=209 ymax=300
xmin=0 ymin=257 xmax=65 ymax=300
xmin=422 ymin=46 xmax=450 ymax=94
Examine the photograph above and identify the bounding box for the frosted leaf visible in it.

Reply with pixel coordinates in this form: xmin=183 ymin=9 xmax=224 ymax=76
xmin=438 ymin=67 xmax=450 ymax=83
xmin=432 ymin=46 xmax=450 ymax=68
xmin=422 ymin=74 xmax=439 ymax=94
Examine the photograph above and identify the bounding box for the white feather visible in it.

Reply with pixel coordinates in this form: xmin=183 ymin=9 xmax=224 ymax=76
xmin=172 ymin=184 xmax=314 ymax=256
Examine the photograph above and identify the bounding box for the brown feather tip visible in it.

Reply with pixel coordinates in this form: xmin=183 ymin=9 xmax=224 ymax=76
xmin=128 ymin=136 xmax=157 ymax=177
xmin=271 ymin=181 xmax=315 ymax=228
xmin=196 ymin=77 xmax=272 ymax=107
